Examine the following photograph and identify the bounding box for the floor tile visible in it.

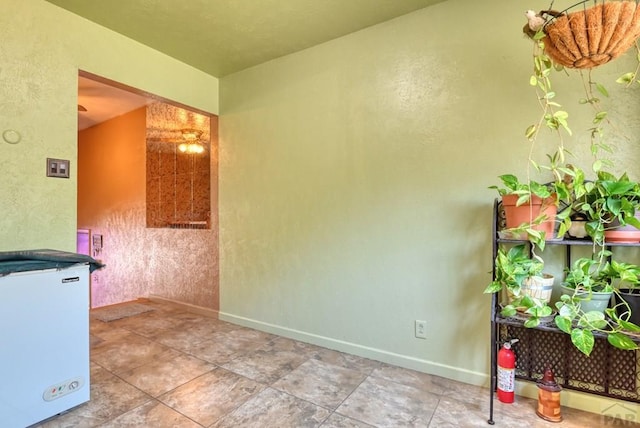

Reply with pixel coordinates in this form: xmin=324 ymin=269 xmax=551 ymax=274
xmin=273 ymin=359 xmax=367 ymax=409
xmin=99 ymin=400 xmax=201 ymax=428
xmin=32 ymin=300 xmax=639 ymax=427
xmin=320 ymin=413 xmax=375 ymax=427
xmin=89 ymin=319 xmax=112 ymax=336
xmin=149 ymin=324 xmax=215 ymax=349
xmin=311 ymin=348 xmax=382 ymax=375
xmin=221 ymin=344 xmax=310 ymax=384
xmin=118 ymin=352 xmax=215 ymax=397
xmin=432 ymin=375 xmax=488 ymax=407
xmin=159 ymin=368 xmax=265 ymax=426
xmin=370 ymin=364 xmax=447 ymax=396
xmin=262 ymin=336 xmax=322 ymax=355
xmin=429 ymin=395 xmax=514 ymax=428
xmin=89 ymin=326 xmax=134 ymax=347
xmin=108 ymin=310 xmax=183 ymax=337
xmin=90 ymin=331 xmax=175 ymax=374
xmin=229 ymin=326 xmax=277 ymax=343
xmin=336 ymin=375 xmax=439 ymax=427
xmin=177 ymin=330 xmax=268 ymax=365
xmin=38 ymin=363 xmax=151 ymax=427
xmin=211 ymin=387 xmax=331 ymax=428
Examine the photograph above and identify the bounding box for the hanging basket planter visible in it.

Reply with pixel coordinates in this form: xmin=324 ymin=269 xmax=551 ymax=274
xmin=542 ymin=0 xmax=640 ymax=69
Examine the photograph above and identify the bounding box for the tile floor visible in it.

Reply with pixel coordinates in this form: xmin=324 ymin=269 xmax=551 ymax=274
xmin=33 ymin=300 xmax=638 ymax=427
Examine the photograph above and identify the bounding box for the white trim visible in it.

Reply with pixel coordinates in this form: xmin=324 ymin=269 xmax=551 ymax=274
xmin=148 ymin=294 xmax=219 ymax=319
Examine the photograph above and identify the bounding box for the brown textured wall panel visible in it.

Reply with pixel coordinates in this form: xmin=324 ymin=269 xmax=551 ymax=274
xmin=146 ymin=102 xmax=211 ymax=228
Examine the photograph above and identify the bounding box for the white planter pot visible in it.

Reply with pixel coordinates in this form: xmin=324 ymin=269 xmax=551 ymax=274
xmin=507 ymin=274 xmax=555 ymax=312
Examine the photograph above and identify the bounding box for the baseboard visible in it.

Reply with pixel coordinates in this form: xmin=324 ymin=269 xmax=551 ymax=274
xmin=91 ymin=297 xmax=149 ymax=310
xmin=218 ymin=311 xmax=488 ymax=387
xmin=147 ymin=294 xmax=219 ymax=319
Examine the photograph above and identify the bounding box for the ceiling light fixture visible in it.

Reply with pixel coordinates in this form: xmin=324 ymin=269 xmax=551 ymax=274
xmin=178 ymin=129 xmax=205 ymax=154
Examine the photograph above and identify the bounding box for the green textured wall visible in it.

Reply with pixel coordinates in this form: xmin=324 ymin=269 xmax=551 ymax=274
xmin=219 ymin=0 xmax=640 ymax=397
xmin=0 ymin=0 xmax=218 ymax=252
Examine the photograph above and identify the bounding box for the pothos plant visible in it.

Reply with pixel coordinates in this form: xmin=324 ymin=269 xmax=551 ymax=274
xmin=487 ymin=21 xmax=640 ymax=356
xmin=555 ymin=253 xmax=640 ymax=355
xmin=484 ymin=244 xmax=553 ymax=328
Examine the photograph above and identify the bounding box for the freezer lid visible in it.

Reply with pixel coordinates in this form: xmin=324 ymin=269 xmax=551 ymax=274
xmin=0 ymin=249 xmax=105 ymax=276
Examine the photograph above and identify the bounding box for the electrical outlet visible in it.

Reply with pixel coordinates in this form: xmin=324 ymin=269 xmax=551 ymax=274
xmin=415 ymin=320 xmax=427 ymax=339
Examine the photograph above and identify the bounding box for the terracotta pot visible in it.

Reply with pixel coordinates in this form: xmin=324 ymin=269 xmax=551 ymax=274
xmin=604 ymin=212 xmax=640 ymax=243
xmin=502 ymin=194 xmax=558 ymax=239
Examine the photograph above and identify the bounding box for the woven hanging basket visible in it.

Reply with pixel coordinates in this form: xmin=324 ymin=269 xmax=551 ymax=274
xmin=543 ymin=0 xmax=640 ymax=69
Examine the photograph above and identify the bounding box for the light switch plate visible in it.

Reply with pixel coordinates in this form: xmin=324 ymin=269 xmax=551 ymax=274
xmin=47 ymin=158 xmax=70 ymax=178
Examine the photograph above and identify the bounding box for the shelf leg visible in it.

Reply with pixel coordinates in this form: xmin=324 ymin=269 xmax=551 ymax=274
xmin=488 ymin=301 xmax=497 ymax=425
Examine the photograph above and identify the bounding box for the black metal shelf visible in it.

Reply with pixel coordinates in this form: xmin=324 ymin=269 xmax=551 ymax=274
xmin=497 ymin=238 xmax=640 ymax=247
xmin=487 ymin=199 xmax=640 ymax=425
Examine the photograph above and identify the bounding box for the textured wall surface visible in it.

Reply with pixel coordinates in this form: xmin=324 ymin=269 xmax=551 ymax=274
xmin=146 ymin=103 xmax=211 ymax=228
xmin=78 ymin=107 xmax=219 ymax=309
xmin=0 ymin=0 xmax=218 ymax=252
xmin=219 ymin=0 xmax=640 ymax=398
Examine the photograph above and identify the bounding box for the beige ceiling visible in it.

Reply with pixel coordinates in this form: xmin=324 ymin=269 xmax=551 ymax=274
xmin=46 ymin=0 xmax=445 ymax=77
xmin=62 ymin=1 xmax=446 ymax=129
xmin=77 ymin=75 xmax=152 ymax=130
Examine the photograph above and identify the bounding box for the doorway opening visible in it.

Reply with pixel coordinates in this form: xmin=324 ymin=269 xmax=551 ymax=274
xmin=76 ymin=71 xmax=219 ymax=310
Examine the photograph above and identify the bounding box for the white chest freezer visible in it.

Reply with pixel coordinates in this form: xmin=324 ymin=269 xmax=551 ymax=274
xmin=0 ymin=250 xmax=103 ymax=428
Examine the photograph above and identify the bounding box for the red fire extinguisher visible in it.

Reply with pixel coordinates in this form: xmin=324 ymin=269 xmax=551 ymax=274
xmin=497 ymin=339 xmax=518 ymax=403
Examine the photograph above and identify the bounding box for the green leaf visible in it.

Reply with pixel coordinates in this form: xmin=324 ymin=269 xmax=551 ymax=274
xmin=530 ymin=159 xmax=540 ymax=171
xmin=578 ymin=311 xmax=607 ymax=329
xmin=571 ymin=329 xmax=595 ymax=356
xmin=525 ymin=124 xmax=537 ymax=140
xmin=607 ymin=333 xmax=638 ymax=351
xmin=501 ymin=305 xmax=516 ymax=317
xmin=557 ymin=222 xmax=568 ymax=240
xmin=555 ymin=316 xmax=572 ymax=334
xmin=618 ymin=319 xmax=640 ymax=333
xmin=524 ymin=317 xmax=541 ymax=328
xmin=616 ymin=72 xmax=635 ymax=84
xmin=484 ymin=281 xmax=502 ymax=294
xmin=593 ymin=111 xmax=607 ymax=124
xmin=529 ymin=75 xmax=538 ymax=86
xmin=533 ymin=30 xmax=546 ymax=41
xmin=595 ymin=82 xmax=609 ymax=97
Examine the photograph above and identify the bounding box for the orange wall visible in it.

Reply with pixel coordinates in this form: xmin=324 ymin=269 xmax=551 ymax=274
xmin=78 ymin=107 xmax=219 ymax=310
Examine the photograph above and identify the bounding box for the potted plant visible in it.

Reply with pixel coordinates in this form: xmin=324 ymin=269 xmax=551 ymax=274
xmin=560 ymin=257 xmax=615 ymax=313
xmin=490 ymin=174 xmax=559 ymax=248
xmin=555 ymin=254 xmax=640 ymax=355
xmin=567 ymin=169 xmax=640 ymax=244
xmin=608 ymin=261 xmax=640 ymax=326
xmin=484 ymin=244 xmax=554 ymax=328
